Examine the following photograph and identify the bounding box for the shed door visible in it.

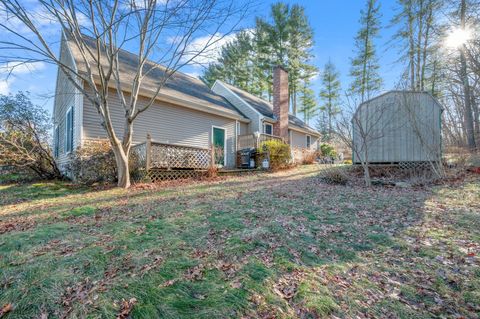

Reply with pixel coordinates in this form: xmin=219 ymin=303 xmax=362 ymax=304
xmin=212 ymin=127 xmax=226 ymax=167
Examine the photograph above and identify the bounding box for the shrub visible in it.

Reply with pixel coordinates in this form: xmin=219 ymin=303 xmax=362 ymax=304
xmin=301 ymin=149 xmax=319 ymax=165
xmin=259 ymin=140 xmax=291 ymax=170
xmin=320 ymin=143 xmax=337 ymax=158
xmin=68 ymin=140 xmax=117 ymax=185
xmin=0 ymin=92 xmax=62 ymax=180
xmin=320 ymin=167 xmax=349 ymax=185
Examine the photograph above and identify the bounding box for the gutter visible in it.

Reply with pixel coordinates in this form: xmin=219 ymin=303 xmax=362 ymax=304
xmin=82 ymin=74 xmax=250 ymax=123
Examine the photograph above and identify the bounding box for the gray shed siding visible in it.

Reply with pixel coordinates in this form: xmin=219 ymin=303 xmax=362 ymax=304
xmin=212 ymin=81 xmax=262 ymax=133
xmin=83 ymin=86 xmax=237 ymax=168
xmin=353 ymin=92 xmax=442 ymax=163
xmin=52 ymin=36 xmax=83 ymax=172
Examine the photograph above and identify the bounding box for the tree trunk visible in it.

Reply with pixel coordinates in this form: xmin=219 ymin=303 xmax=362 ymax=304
xmin=408 ymin=1 xmax=415 ymax=90
xmin=420 ymin=2 xmax=433 ymax=91
xmin=415 ymin=0 xmax=424 ymax=91
xmin=362 ymin=162 xmax=371 ymax=187
xmin=112 ymin=143 xmax=131 ymax=188
xmin=101 ymin=99 xmax=132 ymax=188
xmin=459 ymin=0 xmax=477 ymax=150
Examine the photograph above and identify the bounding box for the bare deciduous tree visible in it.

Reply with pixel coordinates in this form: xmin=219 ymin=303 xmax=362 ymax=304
xmin=335 ymin=94 xmax=393 ymax=186
xmin=0 ymin=0 xmax=250 ymax=188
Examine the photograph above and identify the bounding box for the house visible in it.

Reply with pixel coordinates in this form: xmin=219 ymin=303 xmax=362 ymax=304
xmin=212 ymin=67 xmax=320 ymax=152
xmin=53 ymin=33 xmax=320 ymax=175
xmin=352 ymin=91 xmax=443 ymax=165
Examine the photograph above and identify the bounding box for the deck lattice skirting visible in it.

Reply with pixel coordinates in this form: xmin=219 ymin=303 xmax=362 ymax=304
xmin=131 ymin=134 xmax=211 ymax=182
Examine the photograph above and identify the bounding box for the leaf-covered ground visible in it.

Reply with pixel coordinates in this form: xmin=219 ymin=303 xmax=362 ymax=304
xmin=0 ymin=165 xmax=479 ymax=318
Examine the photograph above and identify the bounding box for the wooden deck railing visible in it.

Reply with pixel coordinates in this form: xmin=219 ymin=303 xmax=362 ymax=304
xmin=237 ymin=133 xmax=283 ymax=150
xmin=131 ymin=135 xmax=211 ymax=170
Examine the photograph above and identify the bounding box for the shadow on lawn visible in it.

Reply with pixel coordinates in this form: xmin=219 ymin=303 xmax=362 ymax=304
xmin=7 ymin=168 xmax=476 ymax=318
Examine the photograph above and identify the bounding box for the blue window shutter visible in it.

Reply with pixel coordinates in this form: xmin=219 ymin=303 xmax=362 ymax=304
xmin=65 ymin=107 xmax=74 ymax=153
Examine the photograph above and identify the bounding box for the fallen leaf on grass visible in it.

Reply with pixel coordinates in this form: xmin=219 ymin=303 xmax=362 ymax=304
xmin=116 ymin=298 xmax=137 ymax=319
xmin=185 ymin=265 xmax=204 ymax=281
xmin=0 ymin=304 xmax=13 ymax=317
xmin=159 ymin=279 xmax=177 ymax=287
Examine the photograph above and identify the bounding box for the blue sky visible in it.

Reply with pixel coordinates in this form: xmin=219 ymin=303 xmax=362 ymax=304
xmin=1 ymin=0 xmax=404 ymax=115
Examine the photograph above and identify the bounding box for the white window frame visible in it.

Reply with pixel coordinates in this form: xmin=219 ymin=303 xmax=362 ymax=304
xmin=65 ymin=106 xmax=73 ymax=154
xmin=211 ymin=125 xmax=227 ymax=167
xmin=263 ymin=123 xmax=273 ymax=135
xmin=306 ymin=135 xmax=311 ymax=149
xmin=236 ymin=121 xmax=241 ymax=136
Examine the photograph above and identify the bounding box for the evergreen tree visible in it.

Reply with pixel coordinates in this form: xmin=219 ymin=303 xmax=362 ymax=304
xmin=298 ymin=80 xmax=317 ymax=124
xmin=319 ymin=60 xmax=342 ymax=141
xmin=205 ymin=2 xmax=317 ymax=111
xmin=391 ymin=0 xmax=440 ymax=91
xmin=349 ymin=0 xmax=383 ymax=103
xmin=200 ymin=30 xmax=254 ymax=91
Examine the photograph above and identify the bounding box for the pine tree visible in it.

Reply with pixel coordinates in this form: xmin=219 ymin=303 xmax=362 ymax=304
xmin=319 ymin=60 xmax=342 ymax=141
xmin=391 ymin=0 xmax=440 ymax=91
xmin=286 ymin=4 xmax=317 ymax=115
xmin=350 ymin=0 xmax=383 ymax=103
xmin=201 ymin=3 xmax=317 ymax=113
xmin=298 ymin=80 xmax=317 ymax=124
xmin=200 ymin=30 xmax=254 ymax=91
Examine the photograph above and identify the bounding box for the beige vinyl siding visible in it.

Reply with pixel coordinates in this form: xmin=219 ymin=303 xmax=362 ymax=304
xmin=53 ymin=35 xmax=83 ymax=172
xmin=289 ymin=130 xmax=319 ymax=150
xmin=212 ymin=81 xmax=261 ymax=133
xmin=290 ymin=130 xmax=305 ymax=148
xmin=83 ymin=86 xmax=237 ymax=167
xmin=353 ymin=92 xmax=442 ymax=163
xmin=239 ymin=122 xmax=249 ymax=135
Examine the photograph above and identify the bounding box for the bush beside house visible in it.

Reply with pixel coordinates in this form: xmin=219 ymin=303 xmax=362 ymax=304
xmin=259 ymin=140 xmax=291 ymax=170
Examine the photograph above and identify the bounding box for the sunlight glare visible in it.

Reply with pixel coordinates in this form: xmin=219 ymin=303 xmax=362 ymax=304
xmin=446 ymin=27 xmax=472 ymax=48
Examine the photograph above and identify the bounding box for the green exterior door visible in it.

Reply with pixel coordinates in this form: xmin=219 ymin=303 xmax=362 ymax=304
xmin=212 ymin=127 xmax=226 ymax=167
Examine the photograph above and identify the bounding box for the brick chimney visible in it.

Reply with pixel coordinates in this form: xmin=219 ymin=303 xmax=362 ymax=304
xmin=272 ymin=65 xmax=289 ymax=141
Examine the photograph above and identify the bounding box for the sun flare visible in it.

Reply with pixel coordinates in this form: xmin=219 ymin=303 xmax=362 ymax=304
xmin=446 ymin=27 xmax=472 ymax=48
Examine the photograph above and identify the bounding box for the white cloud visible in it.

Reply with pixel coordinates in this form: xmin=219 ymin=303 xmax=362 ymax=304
xmin=0 ymin=61 xmax=46 ymax=95
xmin=182 ymin=33 xmax=237 ymax=66
xmin=0 ymin=80 xmax=9 ymax=95
xmin=0 ymin=61 xmax=46 ymax=77
xmin=0 ymin=4 xmax=58 ymax=35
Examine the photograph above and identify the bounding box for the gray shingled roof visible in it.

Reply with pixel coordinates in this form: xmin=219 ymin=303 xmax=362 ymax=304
xmin=222 ymin=82 xmax=319 ymax=135
xmin=223 ymin=83 xmax=275 ymax=118
xmin=65 ymin=34 xmax=245 ymax=117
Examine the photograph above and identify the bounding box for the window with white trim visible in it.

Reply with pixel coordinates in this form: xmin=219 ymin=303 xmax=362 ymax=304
xmin=236 ymin=121 xmax=241 ymax=136
xmin=65 ymin=107 xmax=74 ymax=153
xmin=54 ymin=125 xmax=59 ymax=157
xmin=263 ymin=123 xmax=273 ymax=135
xmin=306 ymin=135 xmax=311 ymax=148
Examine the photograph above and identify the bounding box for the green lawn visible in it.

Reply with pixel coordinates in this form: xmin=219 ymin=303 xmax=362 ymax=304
xmin=0 ymin=165 xmax=479 ymax=318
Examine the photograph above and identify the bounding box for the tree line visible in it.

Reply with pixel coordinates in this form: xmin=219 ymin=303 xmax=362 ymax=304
xmin=201 ymin=0 xmax=480 ymax=151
